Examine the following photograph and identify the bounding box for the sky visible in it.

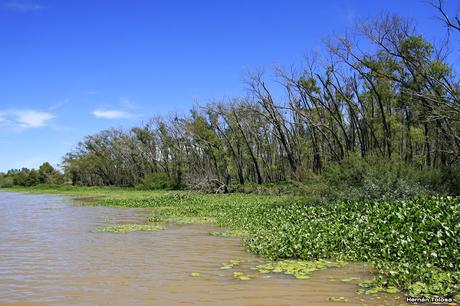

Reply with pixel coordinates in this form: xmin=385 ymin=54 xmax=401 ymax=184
xmin=0 ymin=0 xmax=458 ymax=172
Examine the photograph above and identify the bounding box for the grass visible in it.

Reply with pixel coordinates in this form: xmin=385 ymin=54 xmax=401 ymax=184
xmin=3 ymin=184 xmax=459 ymax=298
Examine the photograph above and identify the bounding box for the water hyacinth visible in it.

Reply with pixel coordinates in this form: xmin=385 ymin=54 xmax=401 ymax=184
xmin=255 ymin=259 xmax=345 ymax=280
xmin=27 ymin=187 xmax=460 ymax=298
xmin=97 ymin=223 xmax=162 ymax=233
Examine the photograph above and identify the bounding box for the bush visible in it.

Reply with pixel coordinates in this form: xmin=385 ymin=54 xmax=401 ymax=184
xmin=320 ymin=154 xmax=430 ymax=201
xmin=137 ymin=172 xmax=174 ymax=190
xmin=0 ymin=177 xmax=14 ymax=188
xmin=421 ymin=165 xmax=460 ymax=196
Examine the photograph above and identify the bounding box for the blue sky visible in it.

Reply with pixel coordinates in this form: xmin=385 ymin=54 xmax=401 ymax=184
xmin=0 ymin=0 xmax=458 ymax=172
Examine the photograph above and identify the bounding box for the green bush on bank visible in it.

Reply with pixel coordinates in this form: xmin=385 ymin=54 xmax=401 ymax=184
xmin=223 ymin=155 xmax=457 ymax=202
xmin=136 ymin=172 xmax=175 ymax=190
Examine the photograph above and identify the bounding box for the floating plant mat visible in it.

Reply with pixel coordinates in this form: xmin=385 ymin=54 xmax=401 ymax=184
xmin=209 ymin=229 xmax=249 ymax=237
xmin=187 ymin=257 xmax=406 ymax=305
xmin=199 ymin=258 xmax=349 ymax=281
xmin=97 ymin=223 xmax=162 ymax=233
xmin=254 ymin=259 xmax=346 ymax=279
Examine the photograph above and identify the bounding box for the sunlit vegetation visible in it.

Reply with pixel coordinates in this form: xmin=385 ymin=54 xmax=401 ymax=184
xmin=0 ymin=162 xmax=64 ymax=188
xmin=3 ymin=14 xmax=457 ymax=197
xmin=255 ymin=259 xmax=345 ymax=280
xmin=2 ymin=3 xmax=460 ymax=301
xmin=7 ymin=186 xmax=456 ymax=298
xmin=190 ymin=272 xmax=202 ymax=277
xmin=209 ymin=229 xmax=248 ymax=237
xmin=232 ymin=271 xmax=253 ymax=281
xmin=97 ymin=223 xmax=162 ymax=233
xmin=221 ymin=259 xmax=242 ymax=270
xmin=101 ymin=193 xmax=459 ymax=297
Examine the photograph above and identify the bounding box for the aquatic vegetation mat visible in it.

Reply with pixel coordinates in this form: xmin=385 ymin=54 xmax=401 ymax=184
xmin=209 ymin=229 xmax=248 ymax=237
xmin=220 ymin=259 xmax=242 ymax=270
xmin=255 ymin=259 xmax=345 ymax=280
xmin=190 ymin=272 xmax=202 ymax=277
xmin=232 ymin=271 xmax=253 ymax=280
xmin=97 ymin=223 xmax=162 ymax=233
xmin=28 ymin=187 xmax=460 ymax=298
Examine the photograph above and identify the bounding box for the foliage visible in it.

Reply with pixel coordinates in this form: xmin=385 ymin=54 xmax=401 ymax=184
xmin=56 ymin=14 xmax=459 ymax=192
xmin=3 ymin=5 xmax=460 ymax=300
xmin=0 ymin=163 xmax=64 ymax=187
xmin=255 ymin=259 xmax=345 ymax=279
xmin=97 ymin=223 xmax=162 ymax=233
xmin=420 ymin=165 xmax=460 ymax=196
xmin=7 ymin=185 xmax=459 ymax=297
xmin=318 ymin=154 xmax=431 ymax=201
xmin=137 ymin=172 xmax=174 ymax=190
xmin=0 ymin=176 xmax=14 ymax=188
xmin=245 ymin=197 xmax=459 ymax=298
xmin=20 ymin=186 xmax=457 ymax=298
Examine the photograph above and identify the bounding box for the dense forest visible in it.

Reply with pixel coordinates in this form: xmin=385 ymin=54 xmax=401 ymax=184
xmin=2 ymin=5 xmax=460 ymax=198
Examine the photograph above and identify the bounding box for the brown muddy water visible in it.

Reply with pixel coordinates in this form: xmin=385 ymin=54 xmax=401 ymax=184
xmin=0 ymin=191 xmax=405 ymax=305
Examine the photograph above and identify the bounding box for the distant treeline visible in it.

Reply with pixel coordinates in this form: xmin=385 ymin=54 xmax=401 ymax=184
xmin=3 ymin=11 xmax=460 ymax=197
xmin=0 ymin=162 xmax=64 ymax=187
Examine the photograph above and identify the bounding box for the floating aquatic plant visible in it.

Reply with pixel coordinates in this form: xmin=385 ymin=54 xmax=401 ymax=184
xmin=232 ymin=271 xmax=252 ymax=280
xmin=329 ymin=296 xmax=349 ymax=302
xmin=255 ymin=259 xmax=345 ymax=280
xmin=97 ymin=223 xmax=162 ymax=233
xmin=220 ymin=259 xmax=241 ymax=270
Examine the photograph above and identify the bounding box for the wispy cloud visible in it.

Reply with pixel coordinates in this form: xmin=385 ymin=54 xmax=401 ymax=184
xmin=48 ymin=98 xmax=69 ymax=111
xmin=15 ymin=110 xmax=55 ymax=128
xmin=4 ymin=1 xmax=44 ymax=12
xmin=91 ymin=109 xmax=134 ymax=119
xmin=0 ymin=109 xmax=55 ymax=129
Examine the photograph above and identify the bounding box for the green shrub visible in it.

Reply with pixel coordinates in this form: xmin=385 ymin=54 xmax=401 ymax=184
xmin=137 ymin=172 xmax=174 ymax=190
xmin=0 ymin=177 xmax=14 ymax=188
xmin=320 ymin=154 xmax=430 ymax=201
xmin=421 ymin=165 xmax=460 ymax=196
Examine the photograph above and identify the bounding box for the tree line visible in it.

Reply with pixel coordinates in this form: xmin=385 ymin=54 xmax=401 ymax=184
xmin=63 ymin=13 xmax=459 ymax=190
xmin=0 ymin=162 xmax=64 ymax=187
xmin=2 ymin=5 xmax=460 ymax=194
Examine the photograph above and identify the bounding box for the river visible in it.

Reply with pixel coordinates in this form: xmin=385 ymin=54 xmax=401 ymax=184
xmin=0 ymin=191 xmax=404 ymax=305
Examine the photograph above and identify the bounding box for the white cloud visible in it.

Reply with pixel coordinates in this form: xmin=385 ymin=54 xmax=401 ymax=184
xmin=4 ymin=1 xmax=44 ymax=11
xmin=15 ymin=110 xmax=55 ymax=128
xmin=0 ymin=110 xmax=55 ymax=129
xmin=48 ymin=98 xmax=69 ymax=111
xmin=91 ymin=109 xmax=133 ymax=119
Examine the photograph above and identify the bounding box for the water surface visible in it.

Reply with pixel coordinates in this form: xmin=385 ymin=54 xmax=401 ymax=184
xmin=0 ymin=191 xmax=403 ymax=305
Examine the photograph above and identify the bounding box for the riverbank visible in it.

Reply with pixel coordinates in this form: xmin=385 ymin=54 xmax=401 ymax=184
xmin=4 ymin=185 xmax=459 ymax=300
